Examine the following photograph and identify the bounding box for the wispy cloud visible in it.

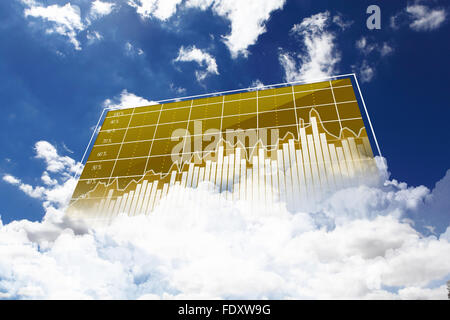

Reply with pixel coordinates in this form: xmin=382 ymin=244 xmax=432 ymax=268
xmin=279 ymin=11 xmax=342 ymax=82
xmin=353 ymin=37 xmax=394 ymax=83
xmin=407 ymin=4 xmax=447 ymax=31
xmin=19 ymin=0 xmax=116 ymax=50
xmin=174 ymin=45 xmax=219 ymax=82
xmin=391 ymin=3 xmax=447 ymax=32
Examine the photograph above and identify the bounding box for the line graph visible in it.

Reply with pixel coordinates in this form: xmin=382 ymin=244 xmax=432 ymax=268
xmin=67 ymin=76 xmax=380 ymax=223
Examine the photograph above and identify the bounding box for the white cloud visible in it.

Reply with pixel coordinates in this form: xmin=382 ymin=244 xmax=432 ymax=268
xmin=128 ymin=0 xmax=183 ymax=21
xmin=380 ymin=43 xmax=394 ymax=57
xmin=250 ymin=79 xmax=264 ymax=88
xmin=129 ymin=0 xmax=286 ymax=58
xmin=2 ymin=141 xmax=81 ymax=209
xmin=1 ymin=149 xmax=450 ymax=299
xmin=354 ymin=38 xmax=394 ymax=82
xmin=356 ymin=37 xmax=376 ymax=55
xmin=279 ymin=11 xmax=340 ymax=82
xmin=174 ymin=45 xmax=219 ymax=82
xmin=358 ymin=60 xmax=375 ymax=83
xmin=86 ymin=30 xmax=103 ymax=43
xmin=90 ymin=0 xmax=115 ymax=19
xmin=103 ymin=90 xmax=157 ymax=110
xmin=41 ymin=171 xmax=58 ymax=186
xmin=3 ymin=174 xmax=20 ymax=185
xmin=22 ymin=1 xmax=85 ymax=50
xmin=169 ymin=83 xmax=187 ymax=95
xmin=356 ymin=37 xmax=394 ymax=57
xmin=391 ymin=4 xmax=447 ymax=32
xmin=406 ymin=4 xmax=446 ymax=31
xmin=205 ymin=0 xmax=286 ymax=58
xmin=332 ymin=13 xmax=353 ymax=30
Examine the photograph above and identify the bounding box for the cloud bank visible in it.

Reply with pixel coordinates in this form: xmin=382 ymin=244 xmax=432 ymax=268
xmin=1 ymin=141 xmax=449 ymax=299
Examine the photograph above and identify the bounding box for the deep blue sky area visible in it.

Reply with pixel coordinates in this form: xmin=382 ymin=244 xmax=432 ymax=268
xmin=0 ymin=0 xmax=449 ymax=223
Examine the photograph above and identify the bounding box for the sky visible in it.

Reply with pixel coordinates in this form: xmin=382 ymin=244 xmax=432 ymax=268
xmin=0 ymin=0 xmax=449 ymax=299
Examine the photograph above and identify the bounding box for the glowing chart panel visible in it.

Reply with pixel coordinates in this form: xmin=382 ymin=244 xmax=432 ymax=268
xmin=68 ymin=78 xmax=378 ymax=222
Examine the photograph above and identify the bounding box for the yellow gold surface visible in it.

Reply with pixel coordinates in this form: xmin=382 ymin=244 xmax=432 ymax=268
xmin=69 ymin=78 xmax=376 ymax=220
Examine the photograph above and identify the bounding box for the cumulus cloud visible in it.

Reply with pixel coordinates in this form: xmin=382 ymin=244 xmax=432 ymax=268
xmin=198 ymin=0 xmax=286 ymax=58
xmin=103 ymin=90 xmax=157 ymax=110
xmin=279 ymin=11 xmax=341 ymax=82
xmin=2 ymin=141 xmax=81 ymax=209
xmin=22 ymin=1 xmax=85 ymax=50
xmin=129 ymin=0 xmax=286 ymax=58
xmin=90 ymin=0 xmax=116 ymax=20
xmin=1 ymin=147 xmax=450 ymax=299
xmin=174 ymin=45 xmax=219 ymax=82
xmin=128 ymin=0 xmax=183 ymax=21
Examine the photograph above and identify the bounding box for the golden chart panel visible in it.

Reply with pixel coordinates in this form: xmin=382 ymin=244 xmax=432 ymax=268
xmin=69 ymin=77 xmax=377 ymax=220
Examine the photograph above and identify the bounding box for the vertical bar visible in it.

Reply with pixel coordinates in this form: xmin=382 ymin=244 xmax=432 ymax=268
xmin=216 ymin=146 xmax=224 ymax=190
xmin=300 ymin=127 xmax=314 ymax=195
xmin=129 ymin=183 xmax=142 ymax=216
xmin=210 ymin=162 xmax=217 ymax=190
xmin=192 ymin=166 xmax=200 ymax=188
xmin=289 ymin=140 xmax=300 ymax=208
xmin=198 ymin=167 xmax=205 ymax=184
xmin=222 ymin=155 xmax=229 ymax=194
xmin=186 ymin=163 xmax=195 ymax=188
xmin=247 ymin=168 xmax=252 ymax=201
xmin=233 ymin=148 xmax=241 ymax=200
xmin=271 ymin=159 xmax=279 ymax=204
xmin=341 ymin=140 xmax=355 ymax=179
xmin=240 ymin=159 xmax=246 ymax=201
xmin=277 ymin=149 xmax=286 ymax=203
xmin=336 ymin=147 xmax=349 ymax=185
xmin=307 ymin=134 xmax=321 ymax=192
xmin=329 ymin=144 xmax=343 ymax=188
xmin=148 ymin=181 xmax=158 ymax=213
xmin=205 ymin=160 xmax=211 ymax=184
xmin=118 ymin=193 xmax=128 ymax=214
xmin=265 ymin=158 xmax=272 ymax=210
xmin=135 ymin=180 xmax=148 ymax=215
xmin=112 ymin=195 xmax=122 ymax=217
xmin=296 ymin=150 xmax=307 ymax=204
xmin=320 ymin=133 xmax=335 ymax=190
xmin=124 ymin=190 xmax=134 ymax=215
xmin=141 ymin=180 xmax=153 ymax=216
xmin=282 ymin=143 xmax=293 ymax=208
xmin=311 ymin=117 xmax=328 ymax=188
xmin=227 ymin=153 xmax=234 ymax=198
xmin=258 ymin=149 xmax=265 ymax=206
xmin=252 ymin=156 xmax=258 ymax=202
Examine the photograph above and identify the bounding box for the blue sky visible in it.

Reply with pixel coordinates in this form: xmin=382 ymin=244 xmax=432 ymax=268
xmin=1 ymin=0 xmax=449 ymax=225
xmin=0 ymin=0 xmax=450 ymax=300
